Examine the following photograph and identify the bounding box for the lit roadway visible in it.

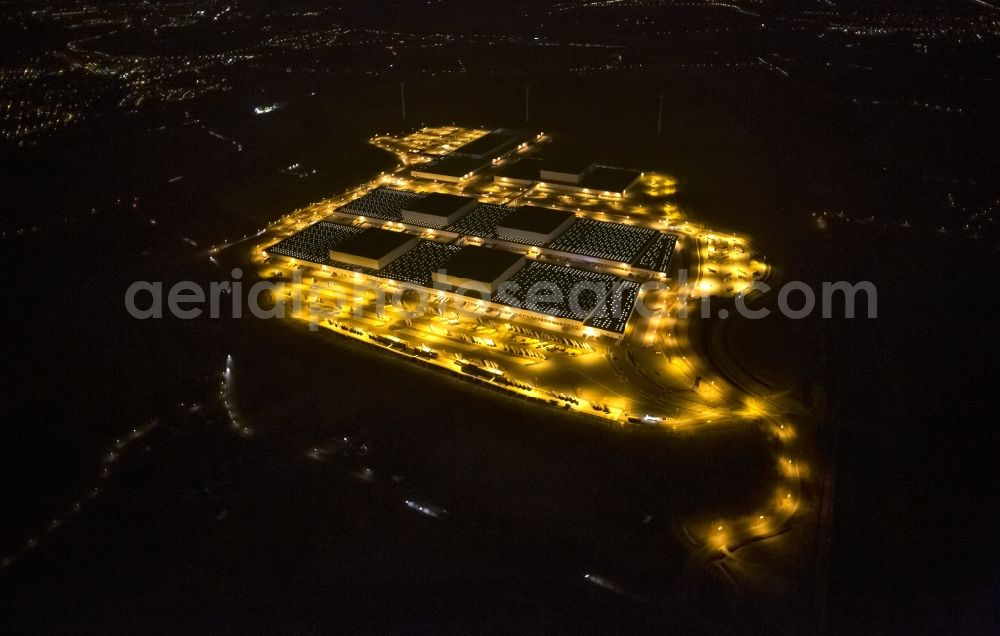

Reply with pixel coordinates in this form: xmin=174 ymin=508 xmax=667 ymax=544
xmin=239 ymin=126 xmax=810 ymax=594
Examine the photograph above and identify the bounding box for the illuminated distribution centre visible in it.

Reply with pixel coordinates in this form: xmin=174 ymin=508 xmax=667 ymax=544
xmin=401 ymin=192 xmax=478 ymax=228
xmin=256 ymin=126 xmax=770 ymax=427
xmin=264 ymin=129 xmax=680 ymax=341
xmin=495 ymin=205 xmax=576 ymax=245
xmin=329 ymin=228 xmax=419 ymax=270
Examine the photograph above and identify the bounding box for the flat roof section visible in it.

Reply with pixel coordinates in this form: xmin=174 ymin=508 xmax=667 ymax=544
xmin=401 ymin=192 xmax=477 ymax=228
xmin=499 ymin=157 xmax=642 ymax=196
xmin=540 ymin=159 xmax=594 ymax=184
xmin=545 ymin=158 xmax=594 ymax=175
xmin=441 ymin=246 xmax=525 ymax=284
xmin=329 ymin=228 xmax=419 ymax=270
xmin=433 ymin=246 xmax=526 ymax=297
xmin=580 ymin=166 xmax=642 ymax=194
xmin=411 ymin=154 xmax=490 ymax=181
xmin=496 ymin=205 xmax=575 ymax=238
xmin=495 ymin=158 xmax=549 ymax=184
xmin=452 ymin=130 xmax=519 ymax=159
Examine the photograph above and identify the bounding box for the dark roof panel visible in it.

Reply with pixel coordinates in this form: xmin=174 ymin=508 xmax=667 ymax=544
xmin=441 ymin=246 xmax=525 ymax=283
xmin=332 ymin=228 xmax=417 ymax=261
xmin=497 ymin=205 xmax=575 ymax=235
xmin=414 ymin=154 xmax=490 ymax=179
xmin=580 ymin=166 xmax=642 ymax=193
xmin=452 ymin=130 xmax=519 ymax=159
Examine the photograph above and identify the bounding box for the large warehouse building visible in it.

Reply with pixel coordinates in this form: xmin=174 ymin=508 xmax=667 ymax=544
xmin=494 ymin=205 xmax=577 ymax=246
xmin=496 ymin=159 xmax=643 ymax=197
xmin=329 ymin=228 xmax=419 ymax=270
xmin=410 ymin=128 xmax=529 ymax=182
xmin=265 ymin=133 xmax=677 ymax=340
xmin=401 ymin=192 xmax=477 ymax=228
xmin=431 ymin=246 xmax=526 ymax=296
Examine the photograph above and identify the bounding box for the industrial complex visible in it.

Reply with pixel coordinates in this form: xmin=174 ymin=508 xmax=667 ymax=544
xmin=247 ymin=127 xmax=801 ymax=559
xmin=265 ymin=135 xmax=680 ymax=340
xmin=253 ymin=126 xmax=766 ymax=425
xmin=264 ymin=128 xmax=683 ymax=341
